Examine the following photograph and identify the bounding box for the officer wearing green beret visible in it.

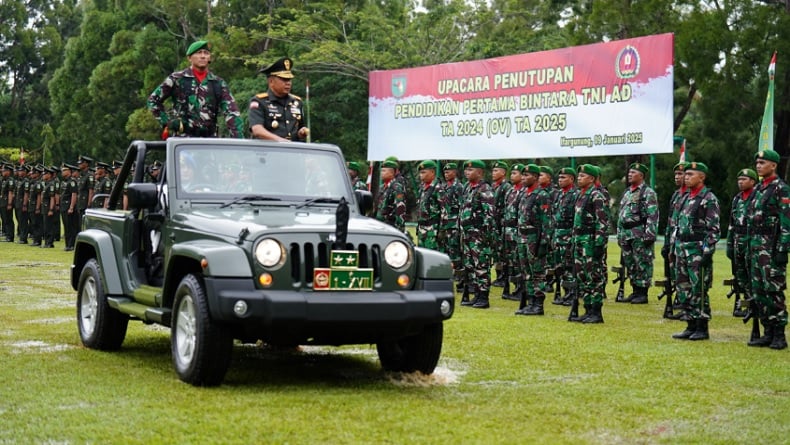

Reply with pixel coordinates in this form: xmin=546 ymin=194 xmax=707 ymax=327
xmin=501 ymin=164 xmax=525 ymax=301
xmin=569 ymin=164 xmax=609 ymax=323
xmin=726 ymin=168 xmax=758 ymax=318
xmin=615 ymin=162 xmax=659 ymax=304
xmin=374 ymin=159 xmax=407 ymax=233
xmin=439 ymin=162 xmax=464 ymax=291
xmin=745 ymin=150 xmax=790 ymax=349
xmin=661 ymin=161 xmax=689 ymax=314
xmin=514 ymin=164 xmax=551 ymax=316
xmin=538 ymin=165 xmax=561 ymax=294
xmin=416 ymin=160 xmax=442 ymax=250
xmin=249 ymin=57 xmax=310 ymax=142
xmin=550 ymin=167 xmax=579 ymax=305
xmin=148 ymin=40 xmax=244 ymax=138
xmin=459 ymin=160 xmax=495 ymax=308
xmin=672 ymin=161 xmax=719 ymax=340
xmin=490 ymin=160 xmax=512 ymax=288
xmin=347 ymin=162 xmax=368 ymax=191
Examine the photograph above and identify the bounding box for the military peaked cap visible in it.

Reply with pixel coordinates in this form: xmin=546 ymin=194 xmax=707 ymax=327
xmin=259 ymin=57 xmax=295 ymax=79
xmin=96 ymin=161 xmax=111 ymax=170
xmin=113 ymin=160 xmax=123 ymax=169
xmin=77 ymin=155 xmax=93 ymax=165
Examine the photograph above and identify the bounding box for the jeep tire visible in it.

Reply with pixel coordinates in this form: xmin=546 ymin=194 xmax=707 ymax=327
xmin=77 ymin=258 xmax=129 ymax=350
xmin=171 ymin=273 xmax=233 ymax=386
xmin=376 ymin=323 xmax=443 ymax=374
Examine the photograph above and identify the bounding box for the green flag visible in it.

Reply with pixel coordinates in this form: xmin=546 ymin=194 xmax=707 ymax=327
xmin=758 ymin=52 xmax=776 ymax=152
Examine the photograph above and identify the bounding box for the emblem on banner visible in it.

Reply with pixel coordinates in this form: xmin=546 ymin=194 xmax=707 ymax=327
xmin=391 ymin=76 xmax=407 ymax=98
xmin=615 ymin=45 xmax=640 ymax=79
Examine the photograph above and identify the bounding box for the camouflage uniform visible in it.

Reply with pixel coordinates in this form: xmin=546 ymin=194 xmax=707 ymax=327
xmin=515 ymin=178 xmax=551 ymax=314
xmin=459 ymin=175 xmax=495 ymax=303
xmin=726 ymin=170 xmax=756 ymax=316
xmin=570 ymin=166 xmax=609 ymax=322
xmin=616 ymin=181 xmax=659 ymax=295
xmin=416 ymin=177 xmax=442 ymax=250
xmin=491 ymin=170 xmax=512 ymax=285
xmin=501 ymin=178 xmax=524 ymax=300
xmin=541 ymin=182 xmax=561 ymax=282
xmin=551 ymin=181 xmax=578 ymax=304
xmin=439 ymin=172 xmax=464 ymax=285
xmin=674 ymin=182 xmax=719 ymax=322
xmin=374 ymin=178 xmax=406 ymax=233
xmin=147 ymin=67 xmax=244 ymax=138
xmin=352 ymin=179 xmax=368 ymax=191
xmin=747 ymin=171 xmax=790 ymax=342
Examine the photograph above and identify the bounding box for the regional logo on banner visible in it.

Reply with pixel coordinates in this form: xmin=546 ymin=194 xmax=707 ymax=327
xmin=367 ymin=33 xmax=674 ymax=161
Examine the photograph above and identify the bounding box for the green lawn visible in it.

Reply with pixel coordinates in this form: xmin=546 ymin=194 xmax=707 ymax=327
xmin=0 ymin=240 xmax=788 ymax=444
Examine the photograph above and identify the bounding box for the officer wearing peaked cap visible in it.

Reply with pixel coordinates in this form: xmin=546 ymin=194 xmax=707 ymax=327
xmin=745 ymin=150 xmax=790 ymax=349
xmin=249 ymin=57 xmax=310 ymax=142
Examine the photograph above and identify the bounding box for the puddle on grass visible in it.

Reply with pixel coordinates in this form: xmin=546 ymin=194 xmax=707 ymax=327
xmin=24 ymin=317 xmax=72 ymax=325
xmin=6 ymin=340 xmax=73 ymax=354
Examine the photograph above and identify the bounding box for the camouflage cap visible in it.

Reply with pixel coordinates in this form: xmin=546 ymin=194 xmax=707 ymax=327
xmin=259 ymin=57 xmax=294 ymax=79
xmin=511 ymin=163 xmax=525 ymax=172
xmin=522 ymin=163 xmax=541 ymax=175
xmin=629 ymin=162 xmax=648 ymax=176
xmin=418 ymin=160 xmax=438 ymax=170
xmin=755 ymin=149 xmax=780 ymax=163
xmin=186 ymin=40 xmax=210 ymax=56
xmin=685 ymin=161 xmax=708 ymax=174
xmin=443 ymin=162 xmax=458 ymax=171
xmin=491 ymin=160 xmax=509 ymax=170
xmin=464 ymin=159 xmax=486 ymax=169
xmin=737 ymin=168 xmax=758 ymax=181
xmin=558 ymin=167 xmax=576 ymax=176
xmin=577 ymin=164 xmax=600 ymax=177
xmin=539 ymin=165 xmax=554 ymax=176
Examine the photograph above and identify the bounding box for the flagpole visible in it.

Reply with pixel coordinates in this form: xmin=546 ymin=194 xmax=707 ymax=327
xmin=305 ymin=79 xmax=312 ymax=143
xmin=758 ymin=51 xmax=777 ymax=152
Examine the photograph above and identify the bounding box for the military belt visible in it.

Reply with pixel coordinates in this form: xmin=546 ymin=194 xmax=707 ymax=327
xmin=750 ymin=226 xmax=775 ymax=235
xmin=621 ymin=220 xmax=644 ymax=230
xmin=731 ymin=226 xmax=748 ymax=235
xmin=678 ymin=233 xmax=705 ymax=242
xmin=575 ymin=227 xmax=595 ymax=235
xmin=520 ymin=226 xmax=539 ymax=235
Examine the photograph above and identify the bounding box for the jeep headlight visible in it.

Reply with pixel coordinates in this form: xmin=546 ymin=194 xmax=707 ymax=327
xmin=384 ymin=240 xmax=411 ymax=269
xmin=255 ymin=238 xmax=285 ymax=268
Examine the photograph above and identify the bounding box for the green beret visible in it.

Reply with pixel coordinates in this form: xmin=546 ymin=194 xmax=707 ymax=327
xmin=443 ymin=162 xmax=457 ymax=171
xmin=418 ymin=160 xmax=438 ymax=170
xmin=577 ymin=164 xmax=600 ymax=177
xmin=522 ymin=163 xmax=541 ymax=175
xmin=347 ymin=161 xmax=362 ymax=174
xmin=539 ymin=165 xmax=554 ymax=176
xmin=492 ymin=160 xmax=509 ymax=170
xmin=685 ymin=161 xmax=708 ymax=174
xmin=381 ymin=160 xmax=399 ymax=169
xmin=629 ymin=162 xmax=649 ymax=176
xmin=464 ymin=159 xmax=486 ymax=169
xmin=755 ymin=149 xmax=781 ymax=163
xmin=737 ymin=168 xmax=758 ymax=181
xmin=186 ymin=40 xmax=210 ymax=56
xmin=673 ymin=162 xmax=689 ymax=172
xmin=511 ymin=163 xmax=525 ymax=172
xmin=558 ymin=167 xmax=576 ymax=176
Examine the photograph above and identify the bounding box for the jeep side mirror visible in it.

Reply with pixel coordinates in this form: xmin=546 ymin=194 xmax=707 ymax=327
xmin=127 ymin=183 xmax=158 ymax=209
xmin=354 ymin=190 xmax=373 ymax=215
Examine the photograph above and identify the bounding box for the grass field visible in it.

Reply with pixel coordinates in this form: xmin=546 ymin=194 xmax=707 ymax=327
xmin=1 ymin=239 xmax=788 ymax=444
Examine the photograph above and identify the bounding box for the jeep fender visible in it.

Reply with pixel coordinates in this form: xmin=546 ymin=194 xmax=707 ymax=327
xmin=168 ymin=241 xmax=253 ymax=278
xmin=72 ymin=229 xmax=124 ymax=295
xmin=414 ymin=247 xmax=452 ymax=279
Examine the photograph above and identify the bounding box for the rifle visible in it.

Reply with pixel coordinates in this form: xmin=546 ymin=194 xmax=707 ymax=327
xmin=566 ymin=279 xmax=580 ymax=321
xmin=723 ymin=253 xmax=747 ymax=317
xmin=742 ymin=296 xmax=761 ymax=342
xmin=654 ymin=251 xmax=674 ymax=319
xmin=612 ymin=251 xmax=627 ymax=302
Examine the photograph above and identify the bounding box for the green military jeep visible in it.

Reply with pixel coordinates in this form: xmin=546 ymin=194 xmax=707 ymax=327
xmin=71 ymin=139 xmax=454 ymax=386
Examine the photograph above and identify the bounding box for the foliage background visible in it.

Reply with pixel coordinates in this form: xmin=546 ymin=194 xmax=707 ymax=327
xmin=3 ymin=0 xmax=790 ymax=228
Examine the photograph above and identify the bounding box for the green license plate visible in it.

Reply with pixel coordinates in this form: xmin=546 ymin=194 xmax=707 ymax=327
xmin=313 ymin=268 xmax=374 ymax=291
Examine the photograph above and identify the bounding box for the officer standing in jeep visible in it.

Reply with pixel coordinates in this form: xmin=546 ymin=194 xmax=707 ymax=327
xmin=147 ymin=40 xmax=244 ymax=139
xmin=248 ymin=57 xmax=310 ymax=142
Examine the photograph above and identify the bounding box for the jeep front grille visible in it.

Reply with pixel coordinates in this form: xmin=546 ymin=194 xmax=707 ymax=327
xmin=290 ymin=242 xmax=381 ymax=287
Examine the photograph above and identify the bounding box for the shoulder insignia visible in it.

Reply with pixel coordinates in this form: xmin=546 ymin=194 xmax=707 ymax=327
xmin=289 ymin=93 xmax=303 ymax=100
xmin=255 ymin=92 xmax=269 ymax=99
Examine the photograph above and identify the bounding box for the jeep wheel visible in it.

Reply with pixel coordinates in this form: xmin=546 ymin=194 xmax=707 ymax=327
xmin=171 ymin=273 xmax=233 ymax=386
xmin=77 ymin=258 xmax=129 ymax=350
xmin=376 ymin=323 xmax=443 ymax=374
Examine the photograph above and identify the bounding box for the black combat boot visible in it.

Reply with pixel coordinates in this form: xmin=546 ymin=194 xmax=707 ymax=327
xmin=629 ymin=286 xmax=649 ymax=304
xmin=472 ymin=290 xmax=490 ymax=309
xmin=492 ymin=268 xmax=506 ymax=287
xmin=582 ymin=303 xmax=604 ymax=323
xmin=501 ymin=278 xmax=512 ymax=300
xmin=748 ymin=319 xmax=773 ymax=347
xmin=552 ymin=288 xmax=564 ymax=305
xmin=522 ymin=294 xmax=545 ymax=316
xmin=569 ymin=304 xmax=590 ymax=322
xmin=515 ymin=294 xmax=535 ymax=314
xmin=769 ymin=323 xmax=787 ymax=350
xmin=460 ymin=287 xmax=474 ymax=306
xmin=504 ymin=283 xmax=522 ymax=301
xmin=672 ymin=320 xmax=696 ymax=339
xmin=688 ymin=318 xmax=710 ymax=341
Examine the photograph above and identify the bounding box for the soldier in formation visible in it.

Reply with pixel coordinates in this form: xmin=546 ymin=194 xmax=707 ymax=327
xmin=500 ymin=163 xmax=525 ymax=302
xmin=347 ymin=162 xmax=368 ymax=191
xmin=459 ymin=160 xmax=495 ymax=308
xmin=490 ymin=161 xmax=512 ymax=288
xmin=551 ymin=167 xmax=579 ymax=306
xmin=726 ymin=168 xmax=757 ymax=318
xmin=374 ymin=159 xmax=406 ymax=233
xmin=416 ymin=160 xmax=442 ymax=250
xmin=615 ymin=162 xmax=659 ymax=304
xmin=438 ymin=163 xmax=464 ymax=293
xmin=515 ymin=164 xmax=551 ymax=316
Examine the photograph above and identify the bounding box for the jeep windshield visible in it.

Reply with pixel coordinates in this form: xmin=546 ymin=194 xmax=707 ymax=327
xmin=174 ymin=143 xmax=351 ymax=202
